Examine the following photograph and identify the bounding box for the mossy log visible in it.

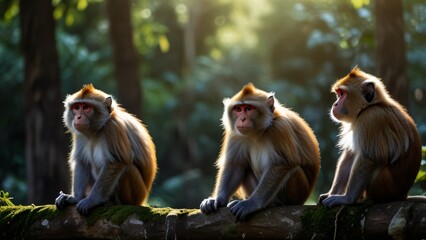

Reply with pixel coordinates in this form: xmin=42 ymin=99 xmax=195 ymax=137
xmin=1 ymin=201 xmax=426 ymax=239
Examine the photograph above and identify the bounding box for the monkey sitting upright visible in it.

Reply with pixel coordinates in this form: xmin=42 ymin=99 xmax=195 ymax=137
xmin=319 ymin=67 xmax=422 ymax=207
xmin=200 ymin=83 xmax=321 ymax=221
xmin=55 ymin=84 xmax=157 ymax=215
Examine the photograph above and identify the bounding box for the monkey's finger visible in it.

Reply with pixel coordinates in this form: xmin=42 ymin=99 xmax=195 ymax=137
xmin=321 ymin=197 xmax=341 ymax=207
xmin=200 ymin=199 xmax=215 ymax=213
xmin=230 ymin=203 xmax=242 ymax=218
xmin=200 ymin=202 xmax=209 ymax=213
xmin=318 ymin=194 xmax=328 ymax=204
xmin=77 ymin=208 xmax=88 ymax=216
xmin=227 ymin=200 xmax=240 ymax=208
xmin=214 ymin=199 xmax=224 ymax=211
xmin=232 ymin=208 xmax=245 ymax=222
xmin=208 ymin=199 xmax=218 ymax=212
xmin=55 ymin=195 xmax=64 ymax=209
xmin=76 ymin=204 xmax=89 ymax=216
xmin=55 ymin=194 xmax=70 ymax=209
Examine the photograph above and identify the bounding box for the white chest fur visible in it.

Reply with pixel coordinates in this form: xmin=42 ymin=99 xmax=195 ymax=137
xmin=81 ymin=138 xmax=111 ymax=178
xmin=249 ymin=143 xmax=275 ymax=179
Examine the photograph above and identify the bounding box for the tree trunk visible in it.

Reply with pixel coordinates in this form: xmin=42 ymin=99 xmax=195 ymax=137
xmin=106 ymin=0 xmax=142 ymax=117
xmin=183 ymin=0 xmax=201 ymax=74
xmin=374 ymin=0 xmax=408 ymax=107
xmin=1 ymin=202 xmax=426 ymax=239
xmin=19 ymin=0 xmax=69 ymax=204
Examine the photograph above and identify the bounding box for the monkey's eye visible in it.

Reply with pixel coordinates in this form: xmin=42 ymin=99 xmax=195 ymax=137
xmin=233 ymin=104 xmax=256 ymax=112
xmin=233 ymin=106 xmax=243 ymax=112
xmin=71 ymin=103 xmax=92 ymax=112
xmin=82 ymin=104 xmax=91 ymax=111
xmin=72 ymin=103 xmax=80 ymax=110
xmin=335 ymin=89 xmax=345 ymax=97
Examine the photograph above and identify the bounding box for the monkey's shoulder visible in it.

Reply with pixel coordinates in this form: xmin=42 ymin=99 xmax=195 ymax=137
xmin=106 ymin=110 xmax=155 ymax=161
xmin=111 ymin=109 xmax=149 ymax=129
xmin=355 ymin=104 xmax=416 ymax=133
xmin=268 ymin=110 xmax=313 ymax=135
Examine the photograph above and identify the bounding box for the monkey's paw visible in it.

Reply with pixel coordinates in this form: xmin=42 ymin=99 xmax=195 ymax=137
xmin=76 ymin=197 xmax=101 ymax=216
xmin=228 ymin=199 xmax=260 ymax=222
xmin=55 ymin=191 xmax=78 ymax=209
xmin=318 ymin=193 xmax=329 ymax=204
xmin=321 ymin=194 xmax=352 ymax=207
xmin=200 ymin=197 xmax=227 ymax=214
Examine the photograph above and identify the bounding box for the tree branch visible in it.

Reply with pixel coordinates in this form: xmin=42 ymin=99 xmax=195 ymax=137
xmin=1 ymin=201 xmax=425 ymax=239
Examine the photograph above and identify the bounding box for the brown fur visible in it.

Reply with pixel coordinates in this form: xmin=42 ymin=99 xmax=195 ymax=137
xmin=201 ymin=83 xmax=320 ymax=221
xmin=56 ymin=84 xmax=156 ymax=215
xmin=320 ymin=68 xmax=422 ymax=207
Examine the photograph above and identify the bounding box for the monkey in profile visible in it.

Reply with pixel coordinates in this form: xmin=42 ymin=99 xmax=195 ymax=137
xmin=55 ymin=84 xmax=157 ymax=215
xmin=200 ymin=83 xmax=321 ymax=221
xmin=319 ymin=67 xmax=422 ymax=207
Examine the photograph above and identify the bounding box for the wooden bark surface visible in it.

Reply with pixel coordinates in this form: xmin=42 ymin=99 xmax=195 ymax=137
xmin=1 ymin=202 xmax=425 ymax=239
xmin=19 ymin=0 xmax=69 ymax=204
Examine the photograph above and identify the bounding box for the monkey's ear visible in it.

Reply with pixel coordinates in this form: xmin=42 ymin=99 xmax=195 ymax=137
xmin=268 ymin=95 xmax=275 ymax=113
xmin=104 ymin=96 xmax=113 ymax=113
xmin=362 ymin=82 xmax=375 ymax=103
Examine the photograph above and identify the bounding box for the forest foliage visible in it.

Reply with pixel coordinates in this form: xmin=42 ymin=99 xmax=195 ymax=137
xmin=0 ymin=0 xmax=425 ymax=208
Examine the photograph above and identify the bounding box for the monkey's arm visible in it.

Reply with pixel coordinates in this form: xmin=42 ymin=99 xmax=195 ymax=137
xmin=319 ymin=150 xmax=354 ymax=203
xmin=229 ymin=165 xmax=291 ymax=221
xmin=200 ymin=159 xmax=245 ymax=214
xmin=55 ymin=160 xmax=91 ymax=209
xmin=76 ymin=162 xmax=126 ymax=215
xmin=321 ymin=157 xmax=375 ymax=207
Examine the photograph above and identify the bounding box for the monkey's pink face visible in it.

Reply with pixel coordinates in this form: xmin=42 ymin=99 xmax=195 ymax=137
xmin=233 ymin=104 xmax=257 ymax=134
xmin=71 ymin=102 xmax=94 ymax=132
xmin=331 ymin=88 xmax=348 ymax=122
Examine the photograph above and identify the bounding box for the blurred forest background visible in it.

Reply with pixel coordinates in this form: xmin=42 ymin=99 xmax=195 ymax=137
xmin=0 ymin=0 xmax=425 ymax=208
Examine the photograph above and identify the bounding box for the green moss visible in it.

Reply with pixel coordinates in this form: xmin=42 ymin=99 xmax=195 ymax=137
xmin=85 ymin=205 xmax=199 ymax=226
xmin=167 ymin=208 xmax=199 ymax=217
xmin=300 ymin=205 xmax=338 ymax=239
xmin=0 ymin=205 xmax=59 ymax=239
xmin=300 ymin=204 xmax=371 ymax=240
xmin=0 ymin=204 xmax=199 ymax=238
xmin=222 ymin=223 xmax=237 ymax=237
xmin=0 ymin=191 xmax=15 ymax=206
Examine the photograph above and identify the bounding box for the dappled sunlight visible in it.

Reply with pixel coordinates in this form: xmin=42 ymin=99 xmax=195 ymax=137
xmin=0 ymin=0 xmax=425 ymax=208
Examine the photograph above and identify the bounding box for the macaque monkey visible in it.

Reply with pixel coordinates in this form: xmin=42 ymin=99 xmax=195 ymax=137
xmin=55 ymin=84 xmax=157 ymax=215
xmin=200 ymin=83 xmax=321 ymax=221
xmin=320 ymin=67 xmax=422 ymax=207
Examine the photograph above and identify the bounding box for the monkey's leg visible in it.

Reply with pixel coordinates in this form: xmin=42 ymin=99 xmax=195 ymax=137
xmin=119 ymin=165 xmax=147 ymax=205
xmin=281 ymin=167 xmax=311 ymax=204
xmin=229 ymin=165 xmax=294 ymax=221
xmin=76 ymin=162 xmax=126 ymax=215
xmin=55 ymin=160 xmax=91 ymax=209
xmin=319 ymin=150 xmax=354 ymax=204
xmin=239 ymin=167 xmax=258 ymax=198
xmin=200 ymin=162 xmax=246 ymax=214
xmin=367 ymin=167 xmax=405 ymax=202
xmin=322 ymin=157 xmax=375 ymax=207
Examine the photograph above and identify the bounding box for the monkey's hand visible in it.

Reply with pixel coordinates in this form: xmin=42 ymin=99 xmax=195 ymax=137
xmin=76 ymin=196 xmax=104 ymax=216
xmin=200 ymin=197 xmax=228 ymax=214
xmin=318 ymin=193 xmax=329 ymax=204
xmin=55 ymin=191 xmax=79 ymax=209
xmin=321 ymin=194 xmax=353 ymax=207
xmin=228 ymin=199 xmax=260 ymax=222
